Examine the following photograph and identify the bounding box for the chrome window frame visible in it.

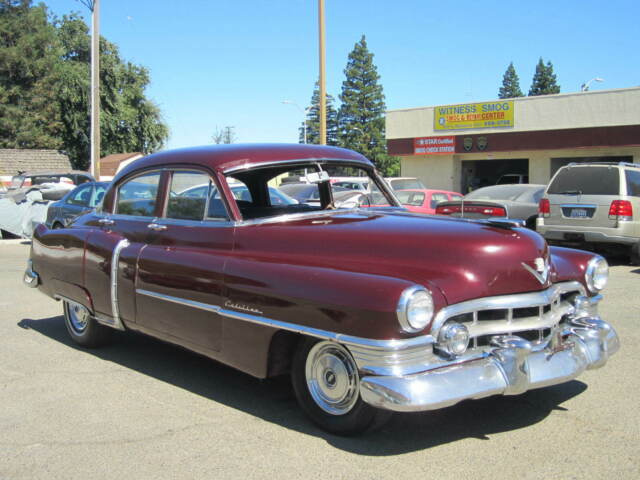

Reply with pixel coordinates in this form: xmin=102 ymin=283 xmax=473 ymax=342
xmin=113 ymin=169 xmax=164 ymax=218
xmin=224 ymin=158 xmax=401 ymax=224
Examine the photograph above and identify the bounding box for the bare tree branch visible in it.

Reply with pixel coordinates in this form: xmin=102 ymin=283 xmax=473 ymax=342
xmin=76 ymin=0 xmax=95 ymax=11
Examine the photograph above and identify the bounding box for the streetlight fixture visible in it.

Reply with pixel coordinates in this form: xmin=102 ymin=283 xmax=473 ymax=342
xmin=581 ymin=77 xmax=604 ymax=92
xmin=282 ymin=100 xmax=310 ymax=144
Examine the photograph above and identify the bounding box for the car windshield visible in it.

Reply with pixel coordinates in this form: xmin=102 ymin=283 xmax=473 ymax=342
xmin=226 ymin=162 xmax=396 ymax=221
xmin=548 ymin=166 xmax=620 ymax=195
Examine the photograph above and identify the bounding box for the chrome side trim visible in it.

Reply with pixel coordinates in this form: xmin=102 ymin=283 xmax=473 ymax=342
xmin=109 ymin=239 xmax=129 ymax=331
xmin=137 ymin=288 xmax=222 ymax=314
xmin=135 ymin=288 xmax=434 ymax=351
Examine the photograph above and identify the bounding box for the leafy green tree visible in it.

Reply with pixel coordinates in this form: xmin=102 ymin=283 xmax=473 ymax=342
xmin=55 ymin=13 xmax=168 ymax=169
xmin=299 ymin=82 xmax=338 ymax=145
xmin=0 ymin=1 xmax=168 ymax=170
xmin=337 ymin=35 xmax=398 ymax=176
xmin=498 ymin=62 xmax=523 ymax=99
xmin=528 ymin=58 xmax=560 ymax=96
xmin=0 ymin=1 xmax=64 ymax=149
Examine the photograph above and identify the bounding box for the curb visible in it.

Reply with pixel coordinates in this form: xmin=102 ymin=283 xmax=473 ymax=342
xmin=0 ymin=239 xmax=31 ymax=246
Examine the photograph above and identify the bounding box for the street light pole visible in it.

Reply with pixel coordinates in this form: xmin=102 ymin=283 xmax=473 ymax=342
xmin=581 ymin=77 xmax=604 ymax=92
xmin=318 ymin=0 xmax=326 ymax=145
xmin=91 ymin=0 xmax=100 ymax=179
xmin=79 ymin=0 xmax=101 ymax=178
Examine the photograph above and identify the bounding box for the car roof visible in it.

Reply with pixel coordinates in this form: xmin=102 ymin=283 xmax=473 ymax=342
xmin=115 ymin=144 xmax=371 ymax=181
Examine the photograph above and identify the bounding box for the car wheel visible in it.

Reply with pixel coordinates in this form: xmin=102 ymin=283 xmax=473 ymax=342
xmin=63 ymin=300 xmax=113 ymax=347
xmin=291 ymin=338 xmax=391 ymax=435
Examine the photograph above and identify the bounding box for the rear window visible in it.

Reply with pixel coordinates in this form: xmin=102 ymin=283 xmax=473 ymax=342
xmin=548 ymin=166 xmax=620 ymax=195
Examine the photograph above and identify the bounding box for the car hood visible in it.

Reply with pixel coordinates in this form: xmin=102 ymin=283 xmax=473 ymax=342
xmin=234 ymin=210 xmax=552 ymax=305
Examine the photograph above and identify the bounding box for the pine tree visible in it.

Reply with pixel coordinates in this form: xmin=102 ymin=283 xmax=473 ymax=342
xmin=338 ymin=35 xmax=398 ymax=176
xmin=299 ymin=82 xmax=338 ymax=145
xmin=528 ymin=58 xmax=561 ymax=96
xmin=498 ymin=62 xmax=523 ymax=99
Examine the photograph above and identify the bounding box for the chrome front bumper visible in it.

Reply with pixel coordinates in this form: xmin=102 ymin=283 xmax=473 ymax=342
xmin=359 ymin=316 xmax=619 ymax=412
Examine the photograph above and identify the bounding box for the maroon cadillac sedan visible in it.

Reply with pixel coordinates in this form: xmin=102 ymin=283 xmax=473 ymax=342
xmin=24 ymin=144 xmax=619 ymax=435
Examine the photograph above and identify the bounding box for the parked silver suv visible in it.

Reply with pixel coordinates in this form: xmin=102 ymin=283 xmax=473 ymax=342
xmin=537 ymin=162 xmax=640 ymax=264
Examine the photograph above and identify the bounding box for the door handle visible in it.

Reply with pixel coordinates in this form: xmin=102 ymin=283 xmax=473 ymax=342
xmin=98 ymin=218 xmax=114 ymax=226
xmin=147 ymin=223 xmax=167 ymax=231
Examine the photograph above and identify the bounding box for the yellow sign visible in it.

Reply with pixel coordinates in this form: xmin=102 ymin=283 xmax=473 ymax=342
xmin=434 ymin=100 xmax=514 ymax=130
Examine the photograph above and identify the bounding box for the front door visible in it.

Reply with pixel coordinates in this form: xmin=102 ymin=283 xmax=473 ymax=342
xmin=134 ymin=169 xmax=234 ymax=352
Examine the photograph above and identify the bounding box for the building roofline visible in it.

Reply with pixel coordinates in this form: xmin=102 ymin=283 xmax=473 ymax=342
xmin=386 ymin=86 xmax=640 ymax=114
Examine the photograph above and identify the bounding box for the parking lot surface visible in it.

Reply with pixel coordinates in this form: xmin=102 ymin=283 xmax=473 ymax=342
xmin=1 ymin=241 xmax=638 ymax=479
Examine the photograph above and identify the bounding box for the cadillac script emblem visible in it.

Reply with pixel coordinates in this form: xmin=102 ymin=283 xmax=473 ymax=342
xmin=521 ymin=257 xmax=550 ymax=285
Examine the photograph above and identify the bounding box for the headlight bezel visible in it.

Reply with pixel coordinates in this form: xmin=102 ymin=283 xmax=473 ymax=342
xmin=585 ymin=255 xmax=609 ymax=293
xmin=396 ymin=285 xmax=435 ymax=333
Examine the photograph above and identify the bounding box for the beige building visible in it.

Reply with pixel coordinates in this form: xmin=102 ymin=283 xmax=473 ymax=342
xmin=386 ymin=87 xmax=640 ymax=193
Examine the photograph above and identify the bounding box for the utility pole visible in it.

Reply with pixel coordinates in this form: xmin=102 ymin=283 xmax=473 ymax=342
xmin=318 ymin=0 xmax=326 ymax=145
xmin=79 ymin=1 xmax=100 ymax=178
xmin=91 ymin=0 xmax=100 ymax=179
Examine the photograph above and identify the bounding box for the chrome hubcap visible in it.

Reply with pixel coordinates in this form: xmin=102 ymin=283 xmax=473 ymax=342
xmin=66 ymin=301 xmax=89 ymax=334
xmin=305 ymin=341 xmax=359 ymax=415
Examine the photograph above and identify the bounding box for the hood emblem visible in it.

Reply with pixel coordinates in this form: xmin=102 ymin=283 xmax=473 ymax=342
xmin=522 ymin=257 xmax=549 ymax=285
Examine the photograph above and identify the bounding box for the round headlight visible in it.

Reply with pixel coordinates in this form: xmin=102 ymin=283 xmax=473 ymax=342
xmin=397 ymin=286 xmax=434 ymax=333
xmin=437 ymin=322 xmax=470 ymax=356
xmin=585 ymin=256 xmax=609 ymax=293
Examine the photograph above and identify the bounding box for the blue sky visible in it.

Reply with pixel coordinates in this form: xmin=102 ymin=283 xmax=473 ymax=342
xmin=42 ymin=0 xmax=640 ymax=149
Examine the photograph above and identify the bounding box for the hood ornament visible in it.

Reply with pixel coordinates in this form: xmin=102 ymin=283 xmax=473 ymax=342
xmin=522 ymin=257 xmax=550 ymax=285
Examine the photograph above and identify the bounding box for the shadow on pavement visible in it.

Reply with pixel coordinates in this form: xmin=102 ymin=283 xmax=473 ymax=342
xmin=18 ymin=315 xmax=587 ymax=456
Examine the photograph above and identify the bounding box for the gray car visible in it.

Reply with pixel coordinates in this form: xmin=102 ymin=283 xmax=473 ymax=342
xmin=45 ymin=182 xmax=109 ymax=229
xmin=435 ymin=184 xmax=546 ymax=230
xmin=537 ymin=162 xmax=640 ymax=264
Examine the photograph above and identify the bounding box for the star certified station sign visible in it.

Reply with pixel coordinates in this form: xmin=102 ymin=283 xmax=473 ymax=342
xmin=434 ymin=100 xmax=514 ymax=130
xmin=413 ymin=136 xmax=455 ymax=155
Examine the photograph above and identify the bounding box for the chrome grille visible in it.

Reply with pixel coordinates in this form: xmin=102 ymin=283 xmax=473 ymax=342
xmin=436 ymin=288 xmax=581 ymax=351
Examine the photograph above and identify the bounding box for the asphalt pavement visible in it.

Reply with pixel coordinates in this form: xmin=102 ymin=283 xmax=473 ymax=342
xmin=1 ymin=241 xmax=638 ymax=479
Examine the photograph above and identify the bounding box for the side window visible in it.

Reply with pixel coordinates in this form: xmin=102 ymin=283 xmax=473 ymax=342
xmin=116 ymin=172 xmax=161 ymax=217
xmin=625 ymin=170 xmax=640 ymax=197
xmin=90 ymin=184 xmax=107 ymax=208
xmin=67 ymin=185 xmax=92 ymax=206
xmin=166 ymin=170 xmax=228 ymax=221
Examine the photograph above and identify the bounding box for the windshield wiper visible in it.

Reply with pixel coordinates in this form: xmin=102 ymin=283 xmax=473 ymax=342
xmin=557 ymin=190 xmax=582 ymax=195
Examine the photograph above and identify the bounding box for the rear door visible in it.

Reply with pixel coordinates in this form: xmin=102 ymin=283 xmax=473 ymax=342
xmin=546 ymin=166 xmax=621 ymax=229
xmin=84 ymin=170 xmax=162 ymax=326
